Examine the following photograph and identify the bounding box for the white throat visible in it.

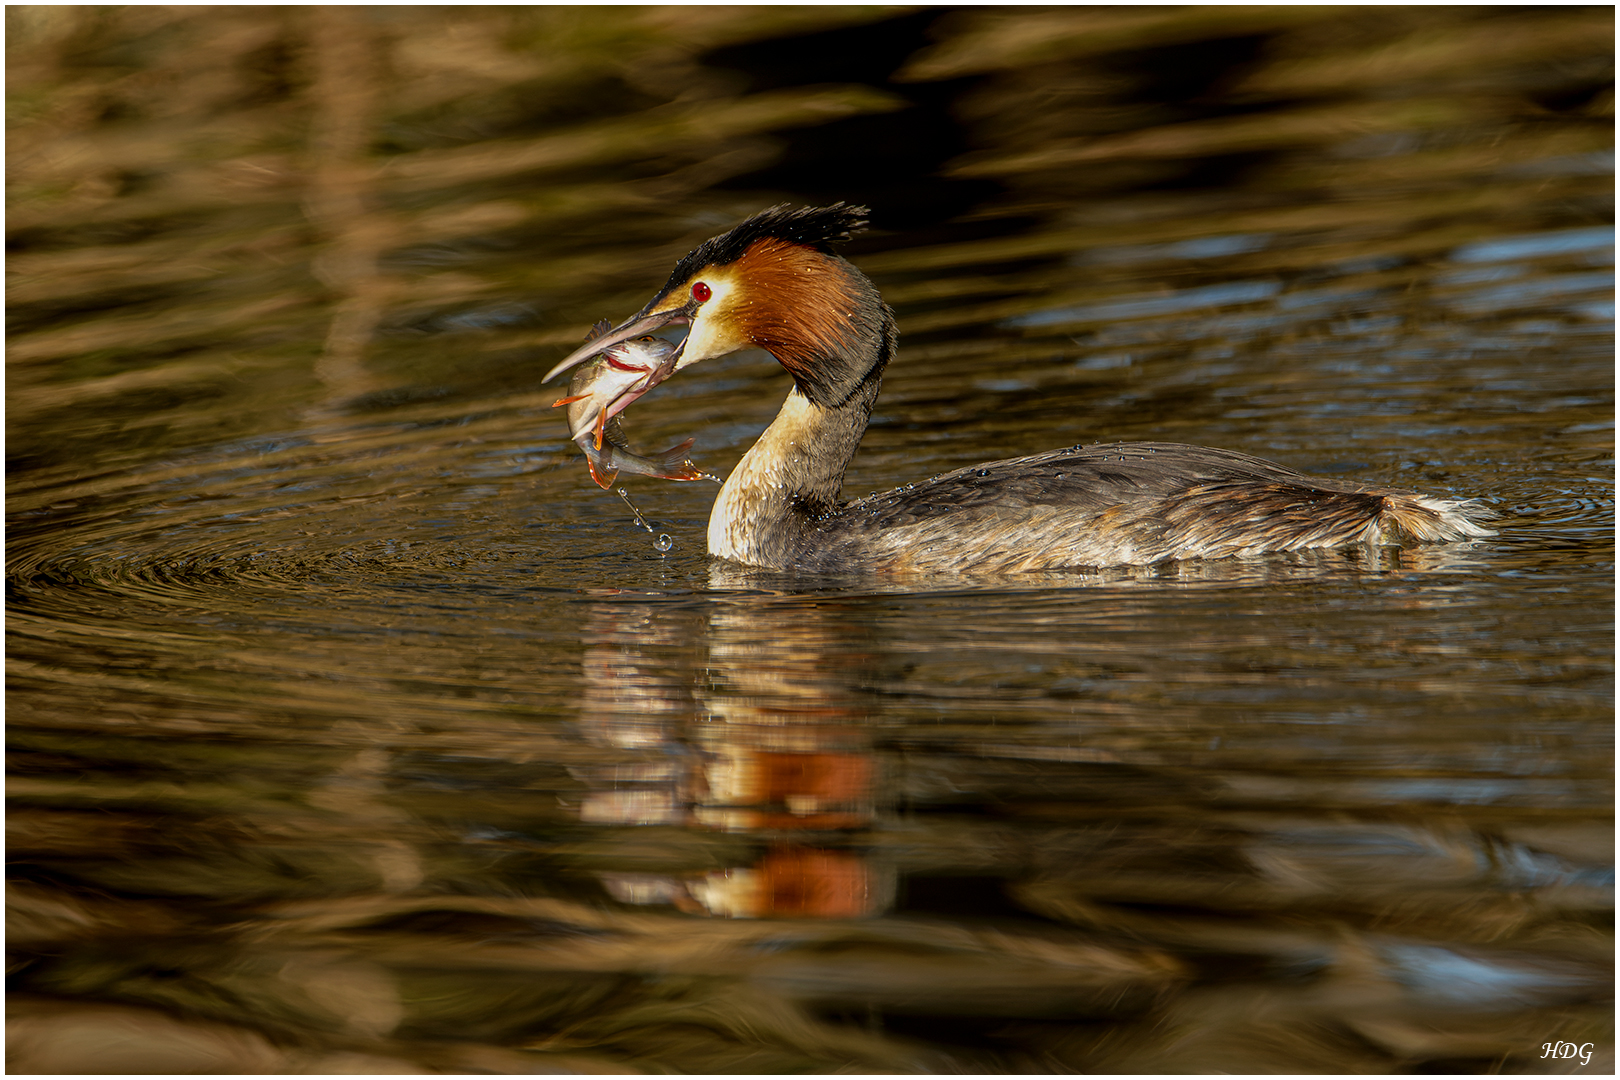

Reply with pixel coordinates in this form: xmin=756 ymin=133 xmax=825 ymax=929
xmin=707 ymin=390 xmax=824 ymax=564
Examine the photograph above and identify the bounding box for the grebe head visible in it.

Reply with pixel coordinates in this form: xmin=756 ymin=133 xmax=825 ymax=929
xmin=544 ymin=203 xmax=893 ymax=410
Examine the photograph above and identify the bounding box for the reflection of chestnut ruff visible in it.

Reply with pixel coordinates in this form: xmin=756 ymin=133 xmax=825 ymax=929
xmin=573 ymin=600 xmax=888 ymax=918
xmin=689 ymin=749 xmax=884 ymax=917
xmin=758 ymin=847 xmax=871 ymax=919
xmin=685 ymin=846 xmax=877 ymax=920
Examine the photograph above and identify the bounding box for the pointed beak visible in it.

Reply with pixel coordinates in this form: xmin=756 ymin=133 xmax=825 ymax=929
xmin=543 ymin=307 xmax=692 ymax=384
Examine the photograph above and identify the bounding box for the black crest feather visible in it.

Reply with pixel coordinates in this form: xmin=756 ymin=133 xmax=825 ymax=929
xmin=652 ymin=203 xmax=869 ymax=304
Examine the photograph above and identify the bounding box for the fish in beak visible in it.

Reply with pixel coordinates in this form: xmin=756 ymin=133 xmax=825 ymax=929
xmin=542 ymin=304 xmax=695 ymax=386
xmin=551 ymin=320 xmax=714 ymax=489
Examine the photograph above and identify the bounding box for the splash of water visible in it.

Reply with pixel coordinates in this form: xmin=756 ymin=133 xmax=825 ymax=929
xmin=616 ymin=486 xmax=652 ymax=532
xmin=618 ymin=487 xmax=675 ymax=553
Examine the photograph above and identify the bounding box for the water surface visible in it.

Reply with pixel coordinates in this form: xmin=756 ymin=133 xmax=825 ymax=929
xmin=7 ymin=7 xmax=1613 ymax=1074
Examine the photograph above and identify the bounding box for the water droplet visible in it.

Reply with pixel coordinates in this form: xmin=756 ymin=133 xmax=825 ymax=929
xmin=654 ymin=533 xmax=673 ymax=552
xmin=616 ymin=487 xmax=654 ymax=532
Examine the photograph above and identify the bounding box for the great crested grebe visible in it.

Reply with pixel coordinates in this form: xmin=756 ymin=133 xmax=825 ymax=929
xmin=545 ymin=204 xmax=1494 ymax=573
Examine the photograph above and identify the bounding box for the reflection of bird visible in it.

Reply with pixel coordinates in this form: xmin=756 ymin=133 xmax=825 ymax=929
xmin=546 ymin=205 xmax=1494 ymax=573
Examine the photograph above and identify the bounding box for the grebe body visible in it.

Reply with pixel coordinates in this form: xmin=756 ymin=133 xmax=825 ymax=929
xmin=545 ymin=205 xmax=1493 ymax=573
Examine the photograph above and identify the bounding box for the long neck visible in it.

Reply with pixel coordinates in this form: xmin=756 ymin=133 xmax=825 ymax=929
xmin=707 ymin=373 xmax=882 ymax=567
xmin=706 ymin=251 xmax=896 ymax=568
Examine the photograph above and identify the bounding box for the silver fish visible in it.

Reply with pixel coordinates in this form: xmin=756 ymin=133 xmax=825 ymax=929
xmin=552 ymin=320 xmax=712 ymax=490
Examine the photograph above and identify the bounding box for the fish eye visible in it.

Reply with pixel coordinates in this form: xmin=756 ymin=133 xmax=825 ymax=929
xmin=691 ymin=281 xmax=712 ymax=303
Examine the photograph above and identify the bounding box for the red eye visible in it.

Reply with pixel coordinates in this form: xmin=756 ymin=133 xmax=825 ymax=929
xmin=691 ymin=281 xmax=712 ymax=303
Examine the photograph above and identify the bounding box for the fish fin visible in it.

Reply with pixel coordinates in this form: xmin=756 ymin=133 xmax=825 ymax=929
xmin=646 ymin=439 xmax=708 ymax=481
xmin=582 ymin=318 xmax=613 ymax=344
xmin=648 ymin=438 xmax=696 ymax=464
xmin=552 ymin=393 xmax=589 ymax=408
xmin=586 ymin=455 xmax=619 ymax=489
xmin=593 ymin=408 xmax=608 ymax=450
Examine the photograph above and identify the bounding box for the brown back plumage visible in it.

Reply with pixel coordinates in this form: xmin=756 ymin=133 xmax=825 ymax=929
xmin=782 ymin=443 xmax=1494 ymax=573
